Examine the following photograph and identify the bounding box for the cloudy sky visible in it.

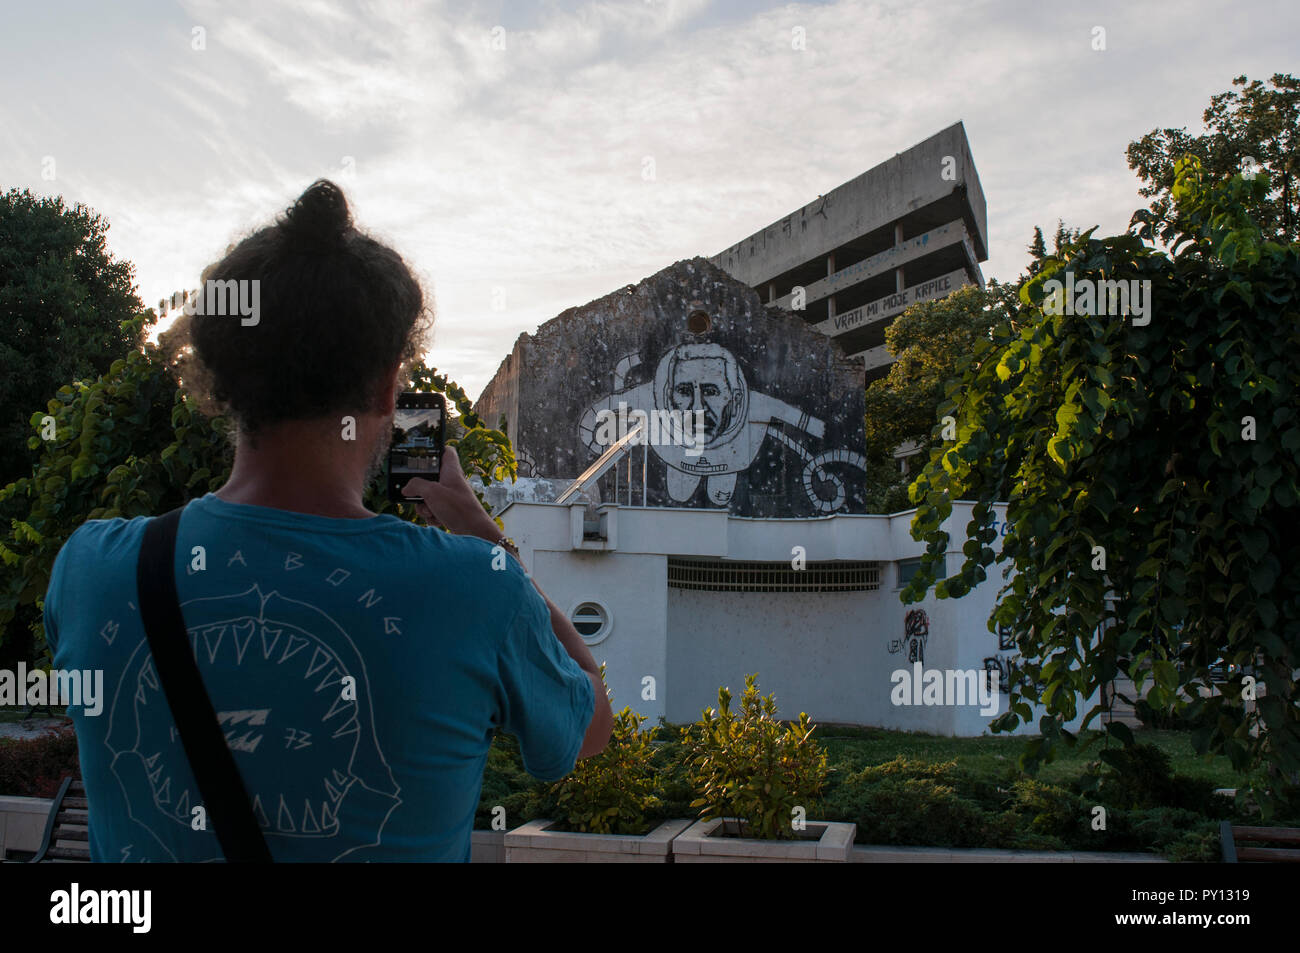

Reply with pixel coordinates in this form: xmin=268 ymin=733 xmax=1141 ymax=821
xmin=2 ymin=0 xmax=1293 ymax=401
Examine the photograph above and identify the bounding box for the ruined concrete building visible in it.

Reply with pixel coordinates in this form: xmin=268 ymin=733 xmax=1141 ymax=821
xmin=710 ymin=121 xmax=988 ymax=383
xmin=468 ymin=124 xmax=1081 ymax=734
xmin=475 ymin=257 xmax=867 ymax=518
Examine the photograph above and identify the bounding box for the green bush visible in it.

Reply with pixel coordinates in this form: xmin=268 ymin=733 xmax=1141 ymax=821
xmin=0 ymin=313 xmax=515 ymax=657
xmin=1077 ymin=742 xmax=1230 ymax=816
xmin=1006 ymin=778 xmax=1094 ymax=845
xmin=472 ymin=724 xmax=1250 ymax=859
xmin=824 ymin=774 xmax=994 ymax=848
xmin=817 ymin=757 xmax=1227 ymax=859
xmin=0 ymin=722 xmax=80 ymax=797
xmin=645 ymin=757 xmax=696 ymax=823
xmin=1160 ymin=825 xmax=1221 ymax=862
xmin=549 ymin=669 xmax=662 ymax=835
xmin=476 ymin=733 xmax=541 ymax=830
xmin=851 ymin=756 xmax=1007 ymax=813
xmin=1126 ymin=806 xmax=1219 ymax=859
xmin=684 ymin=673 xmax=829 ymax=840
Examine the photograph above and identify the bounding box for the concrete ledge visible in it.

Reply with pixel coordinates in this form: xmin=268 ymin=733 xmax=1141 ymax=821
xmin=851 ymin=844 xmax=1169 ymax=863
xmin=471 ymin=830 xmax=505 ymax=864
xmin=504 ymin=818 xmax=692 ymax=863
xmin=0 ymin=796 xmax=53 ymax=859
xmin=673 ymin=818 xmax=857 ymax=862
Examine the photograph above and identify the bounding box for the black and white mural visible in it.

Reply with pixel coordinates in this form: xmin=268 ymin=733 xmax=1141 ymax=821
xmin=475 ymin=258 xmax=868 ymax=517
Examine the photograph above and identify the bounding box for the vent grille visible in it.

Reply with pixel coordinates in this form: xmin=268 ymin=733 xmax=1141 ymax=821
xmin=667 ymin=557 xmax=881 ymax=593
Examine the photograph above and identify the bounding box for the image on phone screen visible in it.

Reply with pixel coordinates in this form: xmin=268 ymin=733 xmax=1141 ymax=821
xmin=388 ymin=397 xmax=444 ymax=504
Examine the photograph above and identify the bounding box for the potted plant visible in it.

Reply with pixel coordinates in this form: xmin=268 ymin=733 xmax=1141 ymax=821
xmin=504 ymin=668 xmax=691 ymax=862
xmin=674 ymin=673 xmax=855 ymax=862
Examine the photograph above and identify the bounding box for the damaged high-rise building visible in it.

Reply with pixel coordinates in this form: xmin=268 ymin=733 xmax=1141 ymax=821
xmin=466 ymin=123 xmax=1075 ymax=736
xmin=710 ymin=121 xmax=988 ymax=383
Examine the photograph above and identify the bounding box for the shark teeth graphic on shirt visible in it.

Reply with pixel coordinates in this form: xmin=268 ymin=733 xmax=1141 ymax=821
xmin=138 ymin=618 xmax=360 ymax=836
xmin=106 ymin=583 xmax=402 ymax=860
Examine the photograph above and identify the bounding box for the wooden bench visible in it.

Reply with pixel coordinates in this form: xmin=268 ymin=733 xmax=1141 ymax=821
xmin=1220 ymin=820 xmax=1300 ymax=862
xmin=28 ymin=776 xmax=91 ymax=863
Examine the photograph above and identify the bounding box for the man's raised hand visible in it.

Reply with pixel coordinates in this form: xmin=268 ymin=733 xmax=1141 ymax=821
xmin=402 ymin=445 xmax=498 ymax=539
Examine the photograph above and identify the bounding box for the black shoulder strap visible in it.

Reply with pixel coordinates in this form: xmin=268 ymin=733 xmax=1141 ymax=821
xmin=136 ymin=505 xmax=272 ymax=863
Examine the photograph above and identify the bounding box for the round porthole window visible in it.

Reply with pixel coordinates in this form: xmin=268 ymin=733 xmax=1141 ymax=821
xmin=569 ymin=601 xmax=611 ymax=645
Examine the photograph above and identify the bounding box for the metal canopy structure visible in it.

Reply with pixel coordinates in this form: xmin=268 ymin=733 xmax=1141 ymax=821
xmin=555 ymin=421 xmax=646 ymax=506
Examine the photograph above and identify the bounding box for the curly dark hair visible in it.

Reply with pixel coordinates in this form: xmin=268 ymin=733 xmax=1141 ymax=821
xmin=172 ymin=179 xmax=431 ymax=438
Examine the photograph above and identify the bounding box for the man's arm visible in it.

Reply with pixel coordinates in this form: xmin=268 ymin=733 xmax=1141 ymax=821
xmin=403 ymin=447 xmax=613 ymax=758
xmin=524 ymin=580 xmax=612 ymax=758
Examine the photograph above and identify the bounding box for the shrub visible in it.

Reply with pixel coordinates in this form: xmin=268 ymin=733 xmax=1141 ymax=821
xmin=684 ymin=673 xmax=829 ymax=840
xmin=0 ymin=314 xmax=515 ymax=657
xmin=853 ymin=756 xmax=1007 ymax=813
xmin=476 ymin=732 xmax=541 ymax=830
xmin=1077 ymin=742 xmax=1230 ymax=816
xmin=0 ymin=722 xmax=80 ymax=797
xmin=1127 ymin=806 xmax=1218 ymax=858
xmin=549 ymin=670 xmax=661 ymax=835
xmin=1006 ymin=778 xmax=1093 ymax=845
xmin=824 ymin=773 xmax=993 ymax=848
xmin=1161 ymin=825 xmax=1221 ymax=862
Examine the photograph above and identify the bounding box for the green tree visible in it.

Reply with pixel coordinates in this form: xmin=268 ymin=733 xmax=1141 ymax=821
xmin=1028 ymin=226 xmax=1047 ymax=264
xmin=1024 ymin=221 xmax=1083 ymax=277
xmin=901 ymin=159 xmax=1300 ymax=816
xmin=0 ymin=189 xmax=144 ymax=487
xmin=1127 ymin=73 xmax=1300 ymax=243
xmin=862 ymin=283 xmax=1010 ymax=512
xmin=0 ymin=311 xmax=515 ymax=658
xmin=862 ymin=223 xmax=1084 ymax=513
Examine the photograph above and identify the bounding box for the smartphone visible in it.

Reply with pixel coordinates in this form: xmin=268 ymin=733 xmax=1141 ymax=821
xmin=387 ymin=392 xmax=446 ymax=505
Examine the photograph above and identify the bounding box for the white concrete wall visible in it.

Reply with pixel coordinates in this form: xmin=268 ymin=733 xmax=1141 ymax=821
xmin=665 ymin=587 xmax=942 ymax=729
xmin=0 ymin=796 xmax=51 ymax=859
xmin=532 ymin=549 xmax=668 ymax=718
xmin=498 ymin=500 xmax=1090 ymax=736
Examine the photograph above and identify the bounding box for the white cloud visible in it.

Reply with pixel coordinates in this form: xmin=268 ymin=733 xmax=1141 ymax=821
xmin=1 ymin=0 xmax=1295 ymax=401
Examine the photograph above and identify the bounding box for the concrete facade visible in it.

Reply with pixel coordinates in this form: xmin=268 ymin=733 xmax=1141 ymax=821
xmin=709 ymin=122 xmax=988 ymax=382
xmin=475 ymin=258 xmax=869 ymax=517
xmin=494 ymin=498 xmax=1088 ymax=736
xmin=0 ymin=795 xmax=50 ymax=859
xmin=468 ymin=123 xmax=1021 ymax=737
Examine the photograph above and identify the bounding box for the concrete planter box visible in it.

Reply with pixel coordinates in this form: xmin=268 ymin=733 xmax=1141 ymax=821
xmin=673 ymin=818 xmax=857 ymax=863
xmin=505 ymin=818 xmax=692 ymax=863
xmin=471 ymin=830 xmax=506 ymax=863
xmin=0 ymin=795 xmax=53 ymax=860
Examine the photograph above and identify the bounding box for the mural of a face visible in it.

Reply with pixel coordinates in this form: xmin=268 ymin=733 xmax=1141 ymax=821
xmin=576 ymin=336 xmax=864 ymax=512
xmin=662 ymin=344 xmax=747 ymax=448
xmin=669 ymin=357 xmax=732 ymax=443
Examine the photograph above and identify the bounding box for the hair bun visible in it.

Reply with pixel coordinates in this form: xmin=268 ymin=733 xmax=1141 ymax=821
xmin=283 ymin=179 xmax=352 ymax=250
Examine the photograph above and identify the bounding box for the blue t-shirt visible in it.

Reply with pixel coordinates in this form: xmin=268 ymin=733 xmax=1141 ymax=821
xmin=42 ymin=493 xmax=594 ymax=862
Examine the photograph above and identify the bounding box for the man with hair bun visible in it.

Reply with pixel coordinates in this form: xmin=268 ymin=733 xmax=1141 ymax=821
xmin=43 ymin=180 xmax=612 ymax=863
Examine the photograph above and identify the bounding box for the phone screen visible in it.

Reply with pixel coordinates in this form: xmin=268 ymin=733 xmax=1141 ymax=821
xmin=387 ymin=393 xmax=445 ymax=504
